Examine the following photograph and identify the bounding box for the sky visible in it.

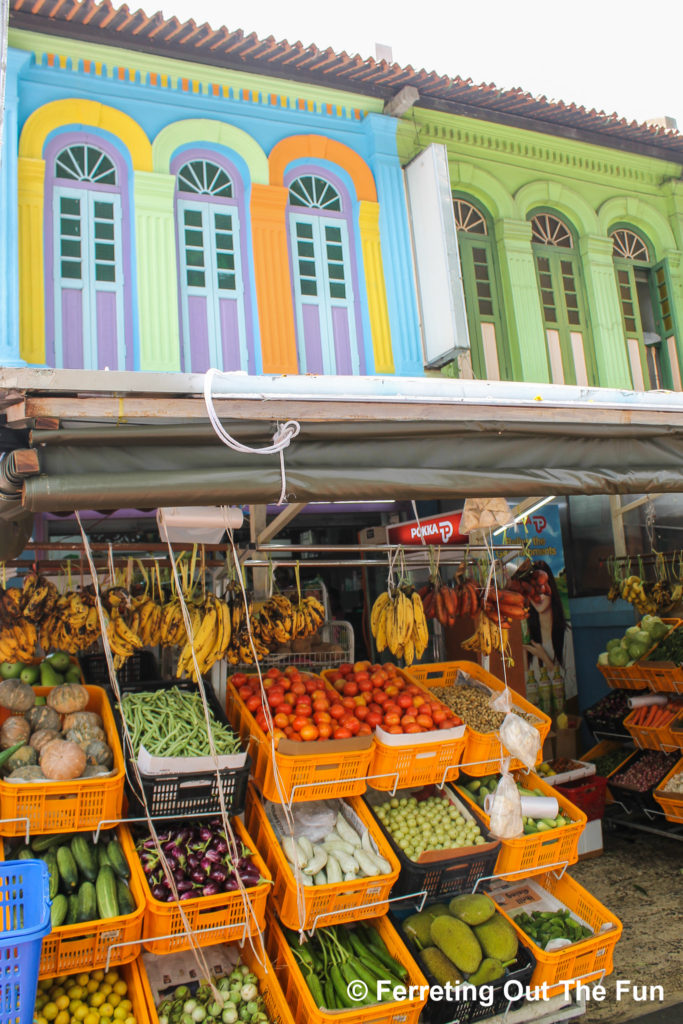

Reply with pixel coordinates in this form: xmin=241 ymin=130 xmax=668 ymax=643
xmin=152 ymin=0 xmax=683 ymax=131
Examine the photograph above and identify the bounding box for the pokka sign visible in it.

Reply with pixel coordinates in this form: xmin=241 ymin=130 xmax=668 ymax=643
xmin=386 ymin=511 xmax=468 ymax=546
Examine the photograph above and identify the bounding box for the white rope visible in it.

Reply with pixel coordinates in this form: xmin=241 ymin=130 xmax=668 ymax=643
xmin=203 ymin=368 xmax=301 ymax=504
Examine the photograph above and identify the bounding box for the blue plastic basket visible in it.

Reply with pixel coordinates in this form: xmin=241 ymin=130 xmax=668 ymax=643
xmin=0 ymin=860 xmax=51 ymax=1024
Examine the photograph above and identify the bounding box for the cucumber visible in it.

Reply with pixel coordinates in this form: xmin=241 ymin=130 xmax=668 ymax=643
xmin=44 ymin=848 xmax=59 ymax=900
xmin=65 ymin=893 xmax=79 ymax=926
xmin=71 ymin=836 xmax=98 ymax=883
xmin=96 ymin=843 xmax=110 ymax=870
xmin=30 ymin=833 xmax=63 ymax=853
xmin=51 ymin=893 xmax=68 ymax=928
xmin=105 ymin=837 xmax=130 ymax=881
xmin=56 ymin=846 xmax=79 ymax=893
xmin=16 ymin=847 xmax=34 ymax=861
xmin=76 ymin=881 xmax=98 ymax=923
xmin=95 ymin=865 xmax=119 ymax=920
xmin=116 ymin=878 xmax=136 ymax=916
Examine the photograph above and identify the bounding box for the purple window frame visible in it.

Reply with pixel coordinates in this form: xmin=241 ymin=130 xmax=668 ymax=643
xmin=171 ymin=149 xmax=255 ymax=374
xmin=43 ymin=131 xmax=135 ymax=370
xmin=284 ymin=163 xmax=365 ymax=374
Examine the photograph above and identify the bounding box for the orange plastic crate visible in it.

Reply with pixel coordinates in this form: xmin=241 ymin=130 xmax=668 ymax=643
xmin=137 ymin=939 xmax=294 ymax=1024
xmin=653 ymin=755 xmax=683 ymax=823
xmin=407 ymin=661 xmax=551 ymax=776
xmin=603 ymin=618 xmax=683 ymax=692
xmin=596 ymin=663 xmax=649 ymax=690
xmin=245 ymin=782 xmax=400 ymax=931
xmin=0 ymin=826 xmax=145 ymax=978
xmin=493 ymin=870 xmax=622 ymax=997
xmin=623 ymin=703 xmax=682 ymax=752
xmin=121 ymin=959 xmax=154 ymax=1024
xmin=226 ymin=675 xmax=373 ymax=804
xmin=129 ymin=816 xmax=271 ymax=954
xmin=0 ymin=686 xmax=125 ymax=837
xmin=266 ymin=910 xmax=428 ymax=1024
xmin=457 ymin=769 xmax=586 ymax=879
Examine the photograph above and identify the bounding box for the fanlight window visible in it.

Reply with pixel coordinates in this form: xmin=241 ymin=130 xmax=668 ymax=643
xmin=177 ymin=160 xmax=233 ymax=198
xmin=289 ymin=175 xmax=342 ymax=211
xmin=531 ymin=213 xmax=573 ymax=248
xmin=55 ymin=144 xmax=116 ymax=186
xmin=453 ymin=199 xmax=487 ymax=235
xmin=611 ymin=228 xmax=649 ymax=263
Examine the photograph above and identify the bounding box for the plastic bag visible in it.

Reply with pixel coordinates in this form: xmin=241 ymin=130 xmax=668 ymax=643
xmin=490 ymin=688 xmax=540 ymax=770
xmin=488 ymin=759 xmax=523 ymax=839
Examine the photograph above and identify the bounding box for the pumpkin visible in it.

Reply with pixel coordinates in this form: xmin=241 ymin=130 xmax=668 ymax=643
xmin=4 ymin=744 xmax=38 ymax=774
xmin=46 ymin=684 xmax=89 ymax=715
xmin=0 ymin=716 xmax=31 ymax=749
xmin=0 ymin=679 xmax=35 ymax=713
xmin=84 ymin=740 xmax=114 ymax=769
xmin=30 ymin=728 xmax=60 ymax=754
xmin=62 ymin=711 xmax=103 ymax=733
xmin=7 ymin=765 xmax=46 ymax=782
xmin=40 ymin=739 xmax=86 ymax=781
xmin=65 ymin=725 xmax=106 ymax=748
xmin=26 ymin=705 xmax=61 ymax=733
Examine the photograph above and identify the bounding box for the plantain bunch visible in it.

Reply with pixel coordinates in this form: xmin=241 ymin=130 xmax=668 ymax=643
xmin=39 ymin=589 xmax=100 ymax=655
xmin=371 ymin=586 xmax=428 ymax=666
xmin=176 ymin=593 xmax=233 ymax=681
xmin=462 ymin=610 xmax=512 ymax=662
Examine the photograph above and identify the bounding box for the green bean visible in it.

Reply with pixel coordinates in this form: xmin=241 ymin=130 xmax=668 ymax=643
xmin=120 ymin=687 xmax=242 ymax=758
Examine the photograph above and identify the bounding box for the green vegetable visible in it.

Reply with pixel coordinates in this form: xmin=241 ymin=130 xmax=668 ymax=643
xmin=56 ymin=845 xmax=79 ymax=893
xmin=50 ymin=893 xmax=68 ymax=927
xmin=95 ymin=864 xmax=119 ymax=919
xmin=513 ymin=908 xmax=592 ymax=948
xmin=120 ymin=687 xmax=241 ymax=758
xmin=105 ymin=836 xmax=131 ymax=881
xmin=76 ymin=880 xmax=98 ymax=923
xmin=71 ymin=835 xmax=98 ymax=883
xmin=116 ymin=878 xmax=136 ymax=916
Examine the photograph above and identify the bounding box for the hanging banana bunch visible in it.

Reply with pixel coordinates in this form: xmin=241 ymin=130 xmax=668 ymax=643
xmin=462 ymin=610 xmax=513 ymax=664
xmin=370 ymin=585 xmax=428 ymax=666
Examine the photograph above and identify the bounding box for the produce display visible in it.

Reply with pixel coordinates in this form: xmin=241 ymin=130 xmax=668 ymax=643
xmin=419 ymin=575 xmax=481 ymax=627
xmin=511 ymin=909 xmax=592 ymax=949
xmin=659 ymin=769 xmax=683 ymax=794
xmin=610 ymin=750 xmax=679 ymax=792
xmin=284 ymin=922 xmax=408 ymax=1009
xmin=608 ymin=571 xmax=681 ymax=616
xmin=280 ymin=810 xmax=392 ymax=884
xmin=584 ymin=690 xmax=631 ymax=734
xmin=0 ymin=682 xmax=115 ymax=782
xmin=369 ymin=586 xmax=429 ymax=665
xmin=597 ymin=616 xmax=669 ymax=667
xmin=428 ymin=682 xmax=533 ymax=734
xmin=372 ymin=792 xmax=486 ymax=859
xmin=7 ymin=831 xmax=135 ymax=928
xmin=34 ymin=968 xmax=137 ymax=1024
xmin=584 ymin=748 xmax=632 ymax=777
xmin=1 ymin=652 xmax=83 ymax=687
xmin=120 ymin=687 xmax=241 ymax=758
xmin=329 ymin=662 xmax=462 ymax=734
xmin=134 ymin=819 xmax=262 ymax=901
xmin=251 ymin=592 xmax=326 ymax=652
xmin=402 ymin=894 xmax=519 ymax=986
xmin=536 ymin=759 xmax=586 ymax=779
xmin=154 ymin=965 xmax=272 ymax=1024
xmin=627 ymin=703 xmax=679 ymax=730
xmin=457 ymin=776 xmax=575 ymax=834
xmin=644 ymin=624 xmax=683 ymax=664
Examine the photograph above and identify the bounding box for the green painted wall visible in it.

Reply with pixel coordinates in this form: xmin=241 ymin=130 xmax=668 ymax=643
xmin=397 ymin=111 xmax=683 ymax=389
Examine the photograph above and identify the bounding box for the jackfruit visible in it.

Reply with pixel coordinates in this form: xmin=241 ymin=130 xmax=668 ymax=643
xmin=430 ymin=915 xmax=482 ymax=975
xmin=448 ymin=893 xmax=496 ymax=926
xmin=419 ymin=947 xmax=464 ymax=986
xmin=467 ymin=958 xmax=505 ymax=987
xmin=403 ymin=904 xmax=451 ymax=949
xmin=474 ymin=915 xmax=518 ymax=962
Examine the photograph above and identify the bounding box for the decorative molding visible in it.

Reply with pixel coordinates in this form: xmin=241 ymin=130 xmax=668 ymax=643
xmin=19 ymin=98 xmax=153 ymax=170
xmin=269 ymin=135 xmax=377 ymax=201
xmin=153 ymin=119 xmax=269 ymax=184
xmin=358 ymin=200 xmax=394 ymax=374
xmin=515 ymin=180 xmax=599 ymax=236
xmin=596 ymin=195 xmax=678 ymax=256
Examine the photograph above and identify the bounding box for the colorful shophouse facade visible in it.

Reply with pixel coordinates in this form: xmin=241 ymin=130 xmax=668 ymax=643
xmin=3 ymin=0 xmax=683 ymax=393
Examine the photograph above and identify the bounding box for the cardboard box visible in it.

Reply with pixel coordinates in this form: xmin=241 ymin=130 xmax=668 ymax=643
xmin=555 ymin=716 xmax=583 ymax=760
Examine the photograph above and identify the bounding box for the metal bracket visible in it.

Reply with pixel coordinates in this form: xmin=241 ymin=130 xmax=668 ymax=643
xmin=306 ymin=889 xmax=428 ymax=936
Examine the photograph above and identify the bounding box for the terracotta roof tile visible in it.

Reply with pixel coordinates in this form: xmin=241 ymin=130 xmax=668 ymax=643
xmin=9 ymin=0 xmax=683 ymax=161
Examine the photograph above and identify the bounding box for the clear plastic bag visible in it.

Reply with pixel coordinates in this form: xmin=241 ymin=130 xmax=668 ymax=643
xmin=488 ymin=759 xmax=524 ymax=839
xmin=491 ymin=688 xmax=540 ymax=770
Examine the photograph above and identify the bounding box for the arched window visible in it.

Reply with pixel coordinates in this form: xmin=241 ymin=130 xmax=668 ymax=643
xmin=174 ymin=156 xmax=249 ymax=372
xmin=50 ymin=141 xmax=129 ymax=369
xmin=610 ymin=226 xmax=681 ymax=391
xmin=287 ymin=172 xmax=362 ymax=374
xmin=452 ymin=196 xmax=509 ymax=380
xmin=530 ymin=212 xmax=594 ymax=385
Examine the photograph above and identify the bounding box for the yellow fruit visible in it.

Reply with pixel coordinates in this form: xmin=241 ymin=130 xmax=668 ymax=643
xmin=113 ymin=1009 xmax=127 ymax=1021
xmin=52 ymin=990 xmax=66 ymax=1001
xmin=69 ymin=1001 xmax=82 ymax=1015
xmin=84 ymin=1014 xmax=99 ymax=1024
xmin=91 ymin=972 xmax=104 ymax=983
xmin=87 ymin=982 xmax=99 ymax=995
xmin=55 ymin=1010 xmax=70 ymax=1024
xmin=37 ymin=1017 xmax=48 ymax=1024
xmin=75 ymin=1006 xmax=89 ymax=1021
xmin=124 ymin=1017 xmax=136 ymax=1024
xmin=56 ymin=997 xmax=70 ymax=1011
xmin=99 ymin=1004 xmax=114 ymax=1019
xmin=89 ymin=994 xmax=105 ymax=1009
xmin=117 ymin=1002 xmax=131 ymax=1014
xmin=76 ymin=976 xmax=90 ymax=989
xmin=108 ymin=996 xmax=121 ymax=1009
xmin=68 ymin=988 xmax=83 ymax=1001
xmin=43 ymin=1004 xmax=59 ymax=1021
xmin=112 ymin=983 xmax=127 ymax=998
xmin=104 ymin=973 xmax=119 ymax=986
xmin=99 ymin=986 xmax=112 ymax=998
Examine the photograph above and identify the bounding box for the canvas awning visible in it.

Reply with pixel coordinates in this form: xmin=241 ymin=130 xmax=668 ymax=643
xmin=3 ymin=368 xmax=683 ymax=553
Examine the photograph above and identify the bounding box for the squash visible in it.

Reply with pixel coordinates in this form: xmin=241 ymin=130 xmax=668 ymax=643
xmin=65 ymin=725 xmax=106 ymax=748
xmin=40 ymin=739 xmax=86 ymax=781
xmin=0 ymin=716 xmax=31 ymax=749
xmin=4 ymin=744 xmax=38 ymax=774
xmin=46 ymin=684 xmax=89 ymax=715
xmin=62 ymin=711 xmax=103 ymax=733
xmin=0 ymin=678 xmax=35 ymax=713
xmin=26 ymin=705 xmax=61 ymax=733
xmin=7 ymin=765 xmax=46 ymax=782
xmin=84 ymin=740 xmax=114 ymax=769
xmin=30 ymin=728 xmax=60 ymax=754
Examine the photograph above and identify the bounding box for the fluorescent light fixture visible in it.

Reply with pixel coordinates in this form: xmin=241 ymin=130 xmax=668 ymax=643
xmin=492 ymin=496 xmax=556 ymax=536
xmin=157 ymin=506 xmax=243 ymax=543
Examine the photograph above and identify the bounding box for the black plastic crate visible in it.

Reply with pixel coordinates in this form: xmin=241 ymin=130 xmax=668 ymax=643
xmin=392 ymin=904 xmax=536 ymax=1024
xmin=584 ymin=690 xmax=633 ymax=740
xmin=607 ymin=748 xmax=679 ymax=816
xmin=363 ymin=785 xmax=500 ymax=902
xmin=80 ymin=650 xmax=159 ymax=686
xmin=117 ymin=678 xmax=250 ymax=819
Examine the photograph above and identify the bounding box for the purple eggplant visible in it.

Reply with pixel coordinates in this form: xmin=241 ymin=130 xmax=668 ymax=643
xmin=202 ymin=881 xmax=221 ymax=896
xmin=209 ymin=865 xmax=229 ymax=884
xmin=152 ymin=884 xmax=170 ymax=901
xmin=186 ymin=853 xmax=200 ymax=870
xmin=179 ymin=890 xmax=195 ymax=900
xmin=198 ymin=826 xmax=214 ymax=842
xmin=190 ymin=868 xmax=206 ymax=885
xmin=211 ymin=837 xmax=229 ymax=855
xmin=204 ymin=848 xmax=223 ymax=864
xmin=176 ymin=880 xmax=194 ymax=894
xmin=223 ymin=878 xmax=240 ymax=891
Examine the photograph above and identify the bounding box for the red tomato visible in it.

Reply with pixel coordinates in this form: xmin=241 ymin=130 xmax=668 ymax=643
xmin=373 ymin=691 xmax=388 ymax=706
xmin=266 ymin=667 xmax=280 ymax=679
xmin=231 ymin=673 xmax=247 ymax=686
xmin=385 ymin=664 xmax=398 ymax=676
xmin=339 ymin=663 xmax=353 ymax=675
xmin=412 ymin=695 xmax=426 ymax=708
xmin=367 ymin=702 xmax=383 ymax=716
xmin=327 ymin=670 xmax=341 ymax=683
xmin=283 ymin=666 xmax=300 ymax=679
xmin=357 ymin=723 xmax=373 ymax=736
xmin=314 ymin=711 xmax=332 ymax=725
xmin=387 ymin=725 xmax=403 ymax=735
xmin=312 ymin=697 xmax=329 ymax=713
xmin=290 ymin=733 xmax=302 ymax=743
xmin=311 ymin=689 xmax=327 ymax=702
xmin=292 ymin=715 xmax=310 ymax=733
xmin=284 ymin=726 xmax=294 ymax=738
xmin=354 ymin=661 xmax=371 ymax=672
xmin=291 ymin=681 xmax=306 ymax=696
xmin=385 ymin=685 xmax=399 ymax=697
xmin=342 ymin=716 xmax=360 ymax=735
xmin=406 ymin=724 xmax=422 ymax=734
xmin=330 ymin=704 xmax=346 ymax=721
xmin=383 ymin=712 xmax=401 ymax=728
xmin=383 ymin=702 xmax=401 ymax=716
xmin=238 ymin=685 xmax=252 ymax=699
xmin=440 ymin=719 xmax=457 ymax=729
xmin=355 ymin=705 xmax=369 ymax=721
xmin=342 ymin=681 xmax=359 ymax=697
xmin=273 ymin=712 xmax=289 ymax=729
xmin=246 ymin=695 xmax=262 ymax=713
xmin=369 ymin=671 xmax=386 ymax=685
xmin=318 ymin=723 xmax=332 ymax=739
xmin=334 ymin=727 xmax=352 ymax=738
xmin=358 ymin=680 xmax=373 ymax=693
xmin=397 ymin=694 xmax=413 ymax=709
xmin=406 ymin=684 xmax=420 ymax=694
xmin=432 ymin=709 xmax=448 ymax=725
xmin=267 ymin=689 xmax=284 ymax=708
xmin=300 ymin=724 xmax=319 ymax=742
xmin=400 ymin=715 xmax=417 ymax=728
xmin=304 ymin=680 xmax=318 ymax=694
xmin=416 ymin=714 xmax=434 ymax=730
xmin=282 ymin=693 xmax=296 ymax=706
xmin=366 ymin=712 xmax=383 ymax=728
xmin=341 ymin=697 xmax=357 ymax=710
xmin=354 ymin=671 xmax=370 ymax=684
